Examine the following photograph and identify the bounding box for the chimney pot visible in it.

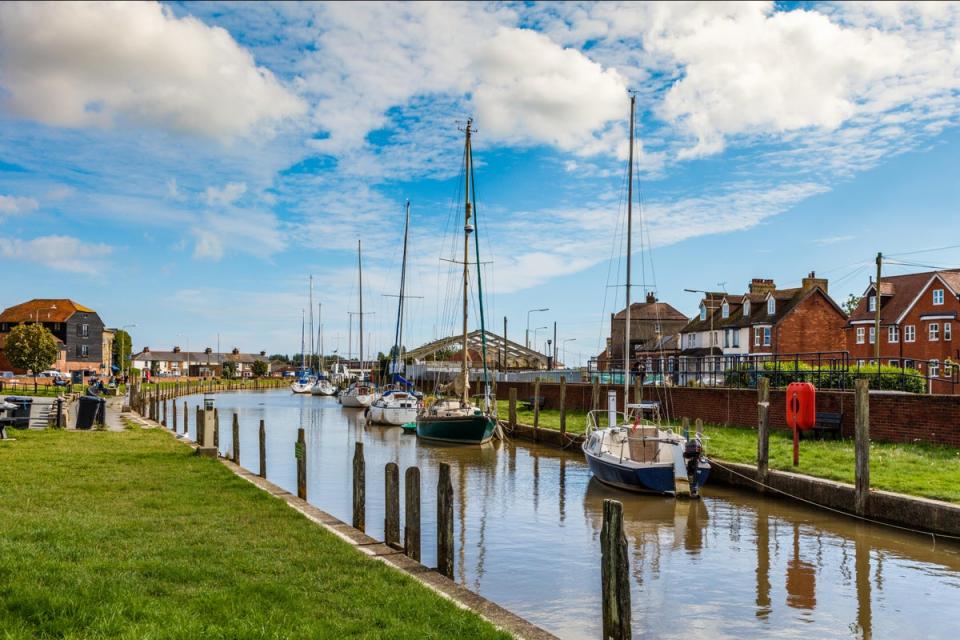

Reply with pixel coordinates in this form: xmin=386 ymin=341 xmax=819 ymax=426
xmin=646 ymin=291 xmax=656 ymax=304
xmin=232 ymin=347 xmax=240 ymax=355
xmin=173 ymin=346 xmax=181 ymax=353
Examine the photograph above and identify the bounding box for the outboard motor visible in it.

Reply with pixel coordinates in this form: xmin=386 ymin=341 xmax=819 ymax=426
xmin=683 ymin=438 xmax=703 ymax=496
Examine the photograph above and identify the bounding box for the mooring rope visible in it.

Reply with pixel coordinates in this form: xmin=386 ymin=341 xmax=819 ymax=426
xmin=708 ymin=458 xmax=960 ymax=545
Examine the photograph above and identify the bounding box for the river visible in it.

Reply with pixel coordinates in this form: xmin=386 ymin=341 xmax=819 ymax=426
xmin=181 ymin=390 xmax=960 ymax=639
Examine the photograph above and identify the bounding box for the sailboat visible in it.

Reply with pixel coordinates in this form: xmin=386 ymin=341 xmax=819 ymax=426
xmin=290 ymin=309 xmax=313 ymax=394
xmin=416 ymin=120 xmax=496 ymax=445
xmin=369 ymin=200 xmax=421 ymax=425
xmin=312 ymin=303 xmax=336 ymax=396
xmin=340 ymin=240 xmax=377 ymax=408
xmin=582 ymin=94 xmax=710 ymax=497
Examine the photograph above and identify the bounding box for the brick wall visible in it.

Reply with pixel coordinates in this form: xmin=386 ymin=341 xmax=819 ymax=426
xmin=493 ymin=380 xmax=960 ymax=447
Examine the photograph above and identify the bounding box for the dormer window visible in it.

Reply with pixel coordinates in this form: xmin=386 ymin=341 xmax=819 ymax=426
xmin=700 ymin=304 xmax=707 ymax=321
xmin=868 ymin=295 xmax=876 ymax=312
xmin=743 ymin=300 xmax=751 ymax=316
xmin=933 ymin=289 xmax=944 ymax=305
xmin=767 ymin=298 xmax=775 ymax=315
xmin=721 ymin=302 xmax=729 ymax=319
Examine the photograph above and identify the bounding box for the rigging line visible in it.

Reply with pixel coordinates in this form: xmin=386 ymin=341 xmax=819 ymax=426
xmin=598 ymin=139 xmax=633 ymax=360
xmin=886 ymin=243 xmax=960 ymax=258
xmin=884 ymin=259 xmax=952 ymax=271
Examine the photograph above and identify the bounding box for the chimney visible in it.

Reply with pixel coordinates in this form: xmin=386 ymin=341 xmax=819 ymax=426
xmin=260 ymin=350 xmax=266 ymax=357
xmin=143 ymin=346 xmax=150 ymax=353
xmin=802 ymin=271 xmax=828 ymax=293
xmin=231 ymin=347 xmax=240 ymax=355
xmin=204 ymin=347 xmax=212 ymax=354
xmin=749 ymin=278 xmax=776 ymax=295
xmin=173 ymin=346 xmax=181 ymax=353
xmin=645 ymin=291 xmax=656 ymax=304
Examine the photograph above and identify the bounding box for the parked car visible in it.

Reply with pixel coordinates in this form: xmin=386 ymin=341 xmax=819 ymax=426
xmin=39 ymin=370 xmax=63 ymax=378
xmin=0 ymin=371 xmax=14 ymax=379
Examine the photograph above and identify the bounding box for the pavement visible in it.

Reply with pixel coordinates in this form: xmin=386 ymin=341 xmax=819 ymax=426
xmin=103 ymin=395 xmax=129 ymax=431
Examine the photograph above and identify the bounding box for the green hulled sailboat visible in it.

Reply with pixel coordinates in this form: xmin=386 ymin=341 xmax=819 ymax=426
xmin=416 ymin=119 xmax=496 ymax=445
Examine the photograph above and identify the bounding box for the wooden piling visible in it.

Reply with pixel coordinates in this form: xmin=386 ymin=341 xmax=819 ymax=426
xmin=508 ymin=388 xmax=517 ymax=432
xmin=533 ymin=377 xmax=541 ymax=440
xmin=296 ymin=427 xmax=306 ymax=500
xmin=592 ymin=377 xmax=600 ymax=412
xmin=404 ymin=466 xmax=421 ymax=561
xmin=172 ymin=400 xmax=177 ymax=432
xmin=162 ymin=397 xmax=167 ymax=426
xmin=258 ymin=419 xmax=266 ymax=479
xmin=559 ymin=375 xmax=567 ymax=437
xmin=195 ymin=406 xmax=203 ymax=446
xmin=601 ymin=498 xmax=631 ymax=640
xmin=183 ymin=401 xmax=188 ymax=435
xmin=681 ymin=416 xmax=690 ymax=438
xmin=437 ymin=462 xmax=454 ymax=578
xmin=213 ymin=408 xmax=220 ymax=450
xmin=757 ymin=376 xmax=770 ymax=489
xmin=232 ymin=413 xmax=240 ymax=464
xmin=855 ymin=378 xmax=870 ymax=515
xmin=353 ymin=442 xmax=365 ymax=531
xmin=384 ymin=462 xmax=400 ymax=548
xmin=695 ymin=418 xmax=703 ymax=439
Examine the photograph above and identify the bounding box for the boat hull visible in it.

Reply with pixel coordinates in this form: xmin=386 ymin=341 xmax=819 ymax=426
xmin=340 ymin=393 xmax=374 ymax=408
xmin=416 ymin=413 xmax=496 ymax=445
xmin=290 ymin=382 xmax=313 ymax=394
xmin=584 ymin=447 xmax=711 ymax=496
xmin=368 ymin=404 xmax=419 ymax=426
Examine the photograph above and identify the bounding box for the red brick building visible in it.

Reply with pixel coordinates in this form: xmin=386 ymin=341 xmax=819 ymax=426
xmin=846 ymin=269 xmax=960 ymax=394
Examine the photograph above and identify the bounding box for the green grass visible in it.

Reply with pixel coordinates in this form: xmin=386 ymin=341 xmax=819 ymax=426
xmin=700 ymin=424 xmax=960 ymax=503
xmin=0 ymin=428 xmax=509 ymax=639
xmin=495 ymin=399 xmax=598 ymax=434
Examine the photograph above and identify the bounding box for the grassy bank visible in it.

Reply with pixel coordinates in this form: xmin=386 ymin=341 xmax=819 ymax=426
xmin=0 ymin=428 xmax=508 ymax=639
xmin=494 ymin=399 xmax=595 ymax=433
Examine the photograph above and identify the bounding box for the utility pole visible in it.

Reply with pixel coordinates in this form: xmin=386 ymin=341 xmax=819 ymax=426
xmin=552 ymin=321 xmax=557 ymax=370
xmin=503 ymin=316 xmax=508 ymax=371
xmin=875 ymin=252 xmax=882 ymax=367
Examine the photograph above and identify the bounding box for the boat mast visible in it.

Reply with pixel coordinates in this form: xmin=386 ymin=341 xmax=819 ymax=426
xmin=461 ymin=120 xmax=474 ymax=406
xmin=317 ymin=303 xmax=324 ymax=373
xmin=358 ymin=239 xmax=364 ymax=380
xmin=309 ymin=275 xmax=314 ymax=374
xmin=300 ymin=310 xmax=305 ymax=372
xmin=624 ymin=93 xmax=635 ymax=413
xmin=393 ymin=200 xmax=411 ymax=377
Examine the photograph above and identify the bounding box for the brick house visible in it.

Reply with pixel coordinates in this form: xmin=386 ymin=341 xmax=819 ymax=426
xmin=0 ymin=299 xmax=114 ymax=375
xmin=597 ymin=292 xmax=688 ymax=370
xmin=846 ymin=269 xmax=960 ymax=394
xmin=132 ymin=346 xmax=270 ymax=378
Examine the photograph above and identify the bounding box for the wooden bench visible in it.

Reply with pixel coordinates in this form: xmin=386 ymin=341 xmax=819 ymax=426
xmin=812 ymin=412 xmax=843 ymax=440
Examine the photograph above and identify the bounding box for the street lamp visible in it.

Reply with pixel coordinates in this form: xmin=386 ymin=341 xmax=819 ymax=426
xmin=562 ymin=338 xmax=576 ymax=367
xmin=532 ymin=326 xmax=548 ymax=356
xmin=526 ymin=308 xmax=549 ymax=349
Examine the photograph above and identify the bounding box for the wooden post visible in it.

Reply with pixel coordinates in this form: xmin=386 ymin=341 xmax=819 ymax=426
xmin=855 ymin=378 xmax=870 ymax=515
xmin=258 ymin=419 xmax=266 ymax=479
xmin=352 ymin=441 xmax=365 ymax=531
xmin=296 ymin=427 xmax=307 ymax=500
xmin=172 ymin=400 xmax=177 ymax=433
xmin=384 ymin=462 xmax=400 ymax=548
xmin=592 ymin=377 xmax=600 ymax=412
xmin=533 ymin=377 xmax=541 ymax=439
xmin=213 ymin=408 xmax=220 ymax=450
xmin=601 ymin=498 xmax=631 ymax=640
xmin=183 ymin=401 xmax=188 ymax=435
xmin=405 ymin=466 xmax=421 ymax=561
xmin=695 ymin=418 xmax=703 ymax=439
xmin=681 ymin=416 xmax=690 ymax=439
xmin=195 ymin=406 xmax=203 ymax=446
xmin=559 ymin=375 xmax=567 ymax=436
xmin=162 ymin=397 xmax=167 ymax=426
xmin=633 ymin=377 xmax=641 ymax=408
xmin=757 ymin=376 xmax=770 ymax=488
xmin=437 ymin=462 xmax=454 ymax=578
xmin=231 ymin=413 xmax=240 ymax=464
xmin=508 ymin=388 xmax=517 ymax=431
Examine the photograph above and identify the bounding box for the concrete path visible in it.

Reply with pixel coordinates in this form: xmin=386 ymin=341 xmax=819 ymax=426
xmin=103 ymin=395 xmax=133 ymax=431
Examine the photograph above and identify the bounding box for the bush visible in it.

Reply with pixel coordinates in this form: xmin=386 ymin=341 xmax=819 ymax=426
xmin=722 ymin=361 xmax=926 ymax=393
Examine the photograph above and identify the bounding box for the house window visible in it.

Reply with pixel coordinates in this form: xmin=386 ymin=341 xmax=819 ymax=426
xmin=700 ymin=305 xmax=707 ymax=321
xmin=743 ymin=300 xmax=751 ymax=316
xmin=667 ymin=357 xmax=675 ymax=372
xmin=933 ymin=289 xmax=944 ymax=305
xmin=721 ymin=302 xmax=729 ymax=319
xmin=930 ymin=360 xmax=939 ymax=377
xmin=868 ymin=295 xmax=876 ymax=312
xmin=904 ymin=325 xmax=916 ymax=342
xmin=763 ymin=327 xmax=771 ymax=346
xmin=723 ymin=330 xmax=730 ymax=348
xmin=767 ymin=298 xmax=775 ymax=315
xmin=905 ymin=359 xmax=915 ymax=369
xmin=869 ymin=326 xmax=876 ymax=344
xmin=77 ymin=323 xmax=89 ymax=337
xmin=946 ymin=322 xmax=952 ymax=341
xmin=76 ymin=344 xmax=89 ymax=358
xmin=888 ymin=326 xmax=899 ymax=343
xmin=944 ymin=361 xmax=953 ymax=378
xmin=857 ymin=359 xmax=865 ymax=367
xmin=889 ymin=359 xmax=899 ymax=367
xmin=929 ymin=323 xmax=939 ymax=341
xmin=733 ymin=329 xmax=740 ymax=348
xmin=754 ymin=328 xmax=761 ymax=346
xmin=856 ymin=327 xmax=865 ymax=344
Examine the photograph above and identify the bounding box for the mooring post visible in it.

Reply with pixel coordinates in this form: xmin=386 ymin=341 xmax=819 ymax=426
xmin=695 ymin=418 xmax=703 ymax=440
xmin=437 ymin=462 xmax=454 ymax=578
xmin=855 ymin=378 xmax=870 ymax=515
xmin=559 ymin=375 xmax=567 ymax=437
xmin=405 ymin=466 xmax=421 ymax=561
xmin=231 ymin=413 xmax=240 ymax=464
xmin=601 ymin=498 xmax=631 ymax=640
xmin=592 ymin=377 xmax=600 ymax=412
xmin=353 ymin=441 xmax=365 ymax=531
xmin=172 ymin=400 xmax=177 ymax=432
xmin=213 ymin=408 xmax=220 ymax=451
xmin=384 ymin=462 xmax=400 ymax=548
xmin=533 ymin=376 xmax=541 ymax=439
xmin=508 ymin=388 xmax=517 ymax=432
xmin=195 ymin=406 xmax=203 ymax=445
xmin=259 ymin=419 xmax=266 ymax=479
xmin=296 ymin=427 xmax=307 ymax=500
xmin=757 ymin=376 xmax=770 ymax=489
xmin=681 ymin=416 xmax=690 ymax=440
xmin=162 ymin=397 xmax=167 ymax=427
xmin=183 ymin=401 xmax=188 ymax=435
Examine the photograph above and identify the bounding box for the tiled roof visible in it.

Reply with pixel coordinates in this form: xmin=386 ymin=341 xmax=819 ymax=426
xmin=133 ymin=351 xmax=268 ymax=364
xmin=848 ymin=269 xmax=960 ymax=324
xmin=613 ymin=301 xmax=688 ymax=321
xmin=682 ymin=286 xmax=840 ymax=332
xmin=0 ymin=299 xmax=97 ymax=323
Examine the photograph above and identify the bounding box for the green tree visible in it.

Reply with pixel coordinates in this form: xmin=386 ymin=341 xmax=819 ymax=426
xmin=4 ymin=323 xmax=59 ymax=392
xmin=842 ymin=293 xmax=862 ymax=315
xmin=251 ymin=360 xmax=268 ymax=378
xmin=222 ymin=361 xmax=238 ymax=379
xmin=112 ymin=329 xmax=132 ymax=371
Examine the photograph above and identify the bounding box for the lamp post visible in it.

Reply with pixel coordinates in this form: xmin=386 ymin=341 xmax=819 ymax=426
xmin=562 ymin=338 xmax=576 ymax=367
xmin=532 ymin=326 xmax=548 ymax=359
xmin=526 ymin=308 xmax=549 ymax=349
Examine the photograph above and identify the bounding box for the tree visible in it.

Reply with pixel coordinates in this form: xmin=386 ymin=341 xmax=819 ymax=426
xmin=4 ymin=323 xmax=59 ymax=391
xmin=269 ymin=354 xmax=290 ymax=364
xmin=842 ymin=293 xmax=862 ymax=316
xmin=222 ymin=361 xmax=238 ymax=379
xmin=251 ymin=360 xmax=268 ymax=378
xmin=113 ymin=329 xmax=132 ymax=370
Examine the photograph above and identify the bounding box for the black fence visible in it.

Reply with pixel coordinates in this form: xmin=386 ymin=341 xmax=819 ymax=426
xmin=590 ymin=351 xmax=959 ymax=394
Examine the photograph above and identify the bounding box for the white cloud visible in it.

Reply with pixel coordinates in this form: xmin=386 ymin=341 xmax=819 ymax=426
xmin=814 ymin=234 xmax=856 ymax=245
xmin=191 ymin=208 xmax=285 ymax=261
xmin=0 ymin=235 xmax=112 ymax=273
xmin=204 ymin=182 xmax=247 ymax=207
xmin=0 ymin=1 xmax=305 ymax=141
xmin=0 ymin=194 xmax=38 ymax=215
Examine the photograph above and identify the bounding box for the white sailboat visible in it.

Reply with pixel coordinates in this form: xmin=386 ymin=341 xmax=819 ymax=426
xmin=290 ymin=309 xmax=313 ymax=394
xmin=340 ymin=240 xmax=377 ymax=408
xmin=312 ymin=303 xmax=336 ymax=396
xmin=369 ymin=200 xmax=420 ymax=425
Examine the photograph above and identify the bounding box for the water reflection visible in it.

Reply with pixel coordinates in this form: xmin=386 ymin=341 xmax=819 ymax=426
xmin=188 ymin=391 xmax=960 ymax=640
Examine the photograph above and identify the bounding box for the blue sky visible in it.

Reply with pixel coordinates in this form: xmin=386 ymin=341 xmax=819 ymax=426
xmin=0 ymin=1 xmax=958 ymax=366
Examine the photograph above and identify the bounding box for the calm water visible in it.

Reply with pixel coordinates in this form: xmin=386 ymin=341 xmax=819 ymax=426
xmin=179 ymin=390 xmax=960 ymax=639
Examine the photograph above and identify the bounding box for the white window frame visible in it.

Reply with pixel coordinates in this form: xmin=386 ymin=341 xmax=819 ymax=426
xmin=754 ymin=328 xmax=761 ymax=347
xmin=945 ymin=322 xmax=952 ymax=341
xmin=80 ymin=344 xmax=89 ymax=357
xmin=869 ymin=326 xmax=876 ymax=344
xmin=733 ymin=329 xmax=740 ymax=348
xmin=929 ymin=322 xmax=939 ymax=341
xmin=904 ymin=325 xmax=916 ymax=342
xmin=763 ymin=327 xmax=771 ymax=346
xmin=889 ymin=359 xmax=899 ymax=367
xmin=856 ymin=327 xmax=865 ymax=344
xmin=933 ymin=289 xmax=944 ymax=305
xmin=888 ymin=325 xmax=899 ymax=343
xmin=930 ymin=359 xmax=939 ymax=377
xmin=721 ymin=302 xmax=729 ymax=319
xmin=868 ymin=295 xmax=876 ymax=312
xmin=700 ymin=305 xmax=707 ymax=321
xmin=767 ymin=298 xmax=775 ymax=315
xmin=743 ymin=301 xmax=751 ymax=316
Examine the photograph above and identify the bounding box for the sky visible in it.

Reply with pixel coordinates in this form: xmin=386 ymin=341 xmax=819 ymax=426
xmin=1 ymin=1 xmax=959 ymax=367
